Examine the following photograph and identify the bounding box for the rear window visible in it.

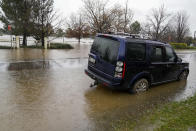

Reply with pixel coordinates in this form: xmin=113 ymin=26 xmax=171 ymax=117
xmin=126 ymin=43 xmax=146 ymax=61
xmin=91 ymin=36 xmax=120 ymax=65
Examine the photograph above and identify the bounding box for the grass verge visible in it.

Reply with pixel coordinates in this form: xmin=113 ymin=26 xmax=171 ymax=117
xmin=114 ymin=94 xmax=196 ymax=131
xmin=49 ymin=43 xmax=74 ymax=49
xmin=21 ymin=43 xmax=74 ymax=49
xmin=170 ymin=43 xmax=196 ymax=49
xmin=0 ymin=46 xmax=11 ymax=49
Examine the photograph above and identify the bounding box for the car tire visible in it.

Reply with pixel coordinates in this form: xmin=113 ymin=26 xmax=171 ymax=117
xmin=178 ymin=71 xmax=188 ymax=81
xmin=129 ymin=78 xmax=149 ymax=94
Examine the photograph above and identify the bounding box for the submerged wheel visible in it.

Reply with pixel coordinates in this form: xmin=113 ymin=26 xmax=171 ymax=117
xmin=178 ymin=71 xmax=188 ymax=81
xmin=130 ymin=78 xmax=149 ymax=94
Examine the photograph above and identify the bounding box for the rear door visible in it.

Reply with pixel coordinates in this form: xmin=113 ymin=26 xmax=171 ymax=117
xmin=125 ymin=42 xmax=147 ymax=80
xmin=89 ymin=36 xmax=120 ymax=77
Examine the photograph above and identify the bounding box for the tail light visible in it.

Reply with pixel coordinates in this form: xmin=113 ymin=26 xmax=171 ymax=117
xmin=114 ymin=61 xmax=126 ymax=79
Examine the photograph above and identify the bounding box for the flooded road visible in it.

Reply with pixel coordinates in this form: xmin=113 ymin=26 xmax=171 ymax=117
xmin=0 ymin=46 xmax=196 ymax=131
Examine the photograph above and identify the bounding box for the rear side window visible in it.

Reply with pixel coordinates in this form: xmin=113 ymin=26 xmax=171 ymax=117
xmin=126 ymin=43 xmax=146 ymax=61
xmin=91 ymin=36 xmax=120 ymax=65
xmin=150 ymin=46 xmax=164 ymax=62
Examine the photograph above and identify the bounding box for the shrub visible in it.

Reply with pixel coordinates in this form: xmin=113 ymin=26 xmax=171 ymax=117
xmin=0 ymin=46 xmax=11 ymax=49
xmin=21 ymin=43 xmax=74 ymax=49
xmin=170 ymin=43 xmax=188 ymax=49
xmin=49 ymin=43 xmax=74 ymax=49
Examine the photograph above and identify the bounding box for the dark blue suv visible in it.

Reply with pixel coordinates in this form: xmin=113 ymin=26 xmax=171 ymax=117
xmin=85 ymin=33 xmax=189 ymax=93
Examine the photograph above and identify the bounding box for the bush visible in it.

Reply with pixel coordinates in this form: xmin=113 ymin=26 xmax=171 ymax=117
xmin=170 ymin=43 xmax=188 ymax=49
xmin=170 ymin=43 xmax=196 ymax=49
xmin=0 ymin=46 xmax=11 ymax=49
xmin=21 ymin=45 xmax=43 ymax=49
xmin=49 ymin=43 xmax=74 ymax=49
xmin=21 ymin=43 xmax=74 ymax=49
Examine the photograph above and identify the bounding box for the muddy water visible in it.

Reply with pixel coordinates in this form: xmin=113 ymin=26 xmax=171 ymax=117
xmin=0 ymin=46 xmax=196 ymax=131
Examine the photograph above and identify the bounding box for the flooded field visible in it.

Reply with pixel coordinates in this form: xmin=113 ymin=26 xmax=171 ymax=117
xmin=0 ymin=46 xmax=196 ymax=131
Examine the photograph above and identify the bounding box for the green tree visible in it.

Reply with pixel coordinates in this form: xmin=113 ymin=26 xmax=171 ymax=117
xmin=31 ymin=0 xmax=56 ymax=46
xmin=129 ymin=21 xmax=141 ymax=34
xmin=0 ymin=0 xmax=33 ymax=46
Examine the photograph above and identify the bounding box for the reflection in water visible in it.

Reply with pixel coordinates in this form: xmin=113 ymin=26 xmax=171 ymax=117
xmin=0 ymin=58 xmax=88 ymax=71
xmin=0 ymin=44 xmax=91 ymax=62
xmin=8 ymin=61 xmax=50 ymax=71
xmin=0 ymin=58 xmax=92 ymax=131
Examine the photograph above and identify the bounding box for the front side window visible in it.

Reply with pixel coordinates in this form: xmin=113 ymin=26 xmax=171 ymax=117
xmin=126 ymin=43 xmax=146 ymax=61
xmin=150 ymin=46 xmax=164 ymax=62
xmin=165 ymin=46 xmax=176 ymax=62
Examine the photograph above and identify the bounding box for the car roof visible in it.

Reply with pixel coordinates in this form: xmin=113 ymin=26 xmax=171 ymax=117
xmin=97 ymin=34 xmax=169 ymax=46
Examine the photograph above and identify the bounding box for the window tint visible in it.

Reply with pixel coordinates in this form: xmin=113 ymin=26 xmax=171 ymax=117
xmin=91 ymin=36 xmax=120 ymax=65
xmin=150 ymin=46 xmax=163 ymax=62
xmin=126 ymin=43 xmax=146 ymax=61
xmin=165 ymin=46 xmax=176 ymax=62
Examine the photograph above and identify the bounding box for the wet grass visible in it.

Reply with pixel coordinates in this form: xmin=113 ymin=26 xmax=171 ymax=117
xmin=49 ymin=43 xmax=74 ymax=49
xmin=0 ymin=46 xmax=11 ymax=49
xmin=174 ymin=46 xmax=196 ymax=50
xmin=0 ymin=43 xmax=74 ymax=49
xmin=170 ymin=43 xmax=196 ymax=50
xmin=21 ymin=43 xmax=74 ymax=49
xmin=114 ymin=94 xmax=196 ymax=131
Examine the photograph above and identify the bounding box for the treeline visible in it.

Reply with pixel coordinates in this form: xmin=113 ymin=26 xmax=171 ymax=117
xmin=66 ymin=0 xmax=194 ymax=44
xmin=0 ymin=0 xmax=195 ymax=46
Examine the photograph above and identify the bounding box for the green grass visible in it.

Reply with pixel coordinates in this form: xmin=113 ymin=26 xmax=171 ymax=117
xmin=49 ymin=43 xmax=74 ymax=49
xmin=170 ymin=43 xmax=196 ymax=49
xmin=21 ymin=45 xmax=43 ymax=49
xmin=0 ymin=46 xmax=11 ymax=49
xmin=113 ymin=94 xmax=196 ymax=131
xmin=0 ymin=43 xmax=74 ymax=49
xmin=21 ymin=43 xmax=74 ymax=49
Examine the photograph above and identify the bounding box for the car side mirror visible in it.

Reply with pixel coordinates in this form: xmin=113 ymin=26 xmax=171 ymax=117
xmin=175 ymin=57 xmax=182 ymax=63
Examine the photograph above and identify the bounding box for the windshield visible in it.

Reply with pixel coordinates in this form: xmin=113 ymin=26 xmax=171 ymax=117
xmin=91 ymin=36 xmax=120 ymax=65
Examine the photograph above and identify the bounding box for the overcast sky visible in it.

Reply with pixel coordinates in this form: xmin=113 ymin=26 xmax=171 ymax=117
xmin=54 ymin=0 xmax=196 ymax=36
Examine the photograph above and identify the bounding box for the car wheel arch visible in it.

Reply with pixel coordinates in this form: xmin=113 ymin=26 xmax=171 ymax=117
xmin=128 ymin=72 xmax=152 ymax=89
xmin=178 ymin=69 xmax=189 ymax=80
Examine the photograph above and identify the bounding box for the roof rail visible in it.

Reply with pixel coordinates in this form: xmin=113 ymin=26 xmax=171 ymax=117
xmin=108 ymin=32 xmax=141 ymax=39
xmin=101 ymin=32 xmax=168 ymax=44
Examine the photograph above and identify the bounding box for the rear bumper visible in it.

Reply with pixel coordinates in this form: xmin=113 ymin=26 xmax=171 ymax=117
xmin=85 ymin=69 xmax=121 ymax=88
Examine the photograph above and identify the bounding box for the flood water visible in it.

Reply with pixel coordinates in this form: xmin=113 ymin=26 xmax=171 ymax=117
xmin=0 ymin=46 xmax=196 ymax=131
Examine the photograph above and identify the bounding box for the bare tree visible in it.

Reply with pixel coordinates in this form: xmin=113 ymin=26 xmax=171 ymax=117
xmin=123 ymin=0 xmax=133 ymax=32
xmin=82 ymin=0 xmax=115 ymax=33
xmin=161 ymin=24 xmax=176 ymax=42
xmin=66 ymin=12 xmax=90 ymax=43
xmin=111 ymin=2 xmax=134 ymax=33
xmin=174 ymin=11 xmax=189 ymax=43
xmin=111 ymin=5 xmax=124 ymax=32
xmin=146 ymin=5 xmax=171 ymax=40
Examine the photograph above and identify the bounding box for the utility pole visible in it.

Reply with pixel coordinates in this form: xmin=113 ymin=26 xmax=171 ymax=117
xmin=194 ymin=31 xmax=196 ymax=40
